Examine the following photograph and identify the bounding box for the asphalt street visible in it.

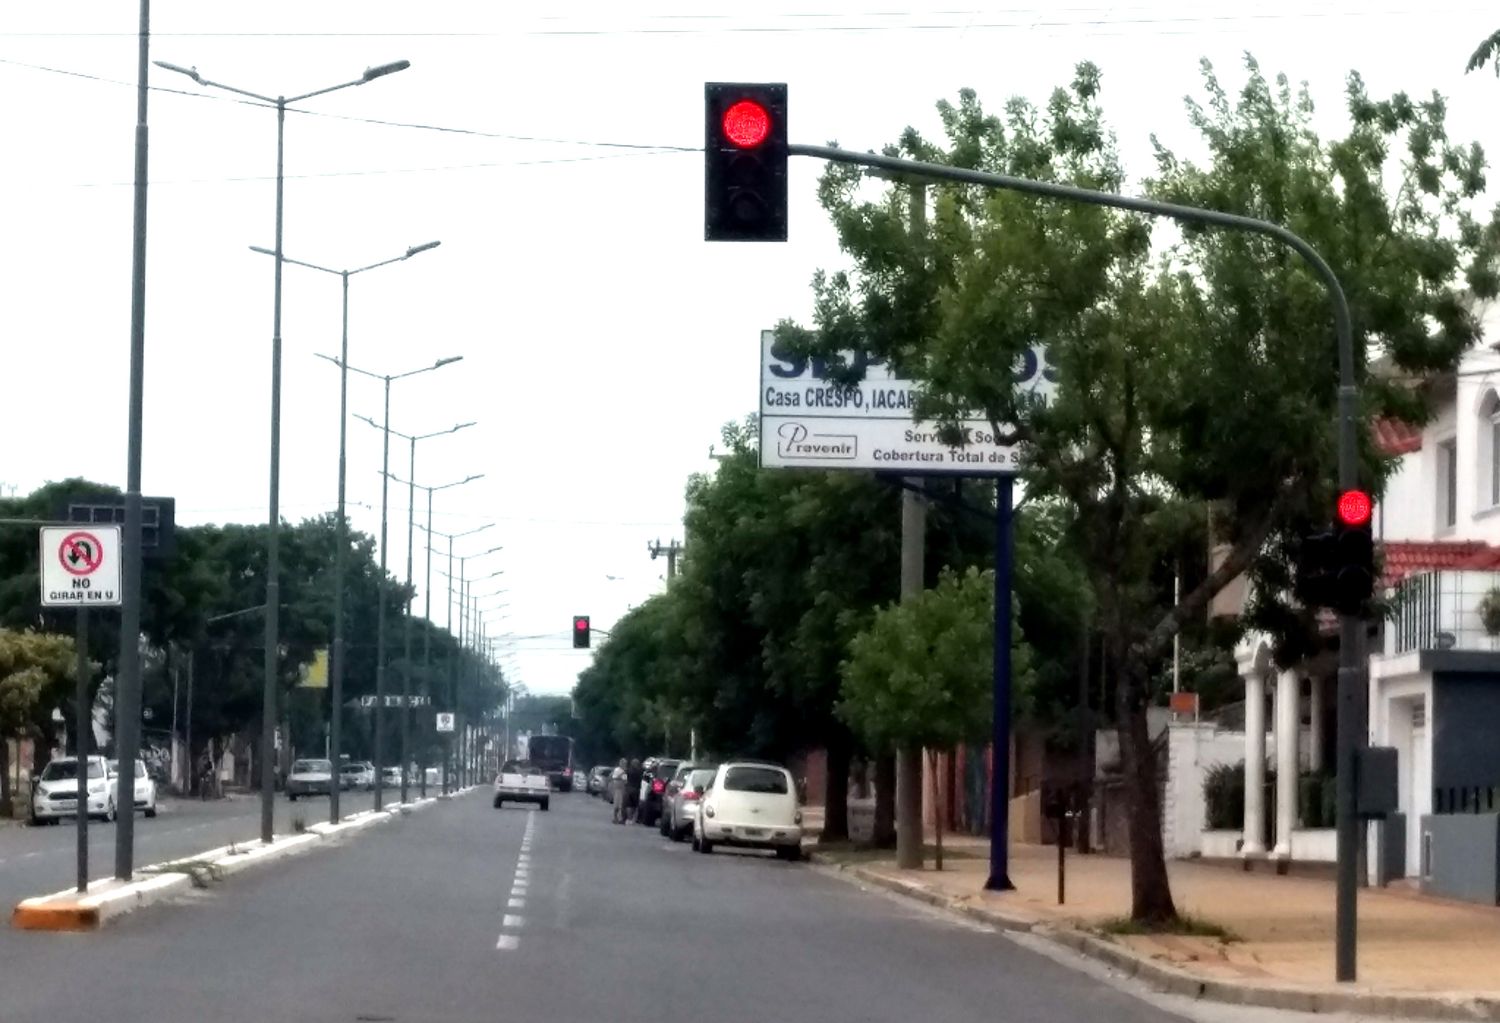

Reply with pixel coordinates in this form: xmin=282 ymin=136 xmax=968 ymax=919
xmin=0 ymin=786 xmax=1216 ymax=1023
xmin=0 ymin=787 xmax=414 ymax=913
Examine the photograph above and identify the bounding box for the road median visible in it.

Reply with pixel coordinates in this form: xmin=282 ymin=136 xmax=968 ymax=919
xmin=10 ymin=787 xmax=480 ymax=933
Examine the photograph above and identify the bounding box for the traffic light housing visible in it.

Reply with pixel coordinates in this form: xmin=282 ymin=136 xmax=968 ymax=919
xmin=1333 ymin=489 xmax=1375 ymax=615
xmin=572 ymin=615 xmax=591 ymax=649
xmin=1294 ymin=527 xmax=1338 ymax=611
xmin=705 ymin=82 xmax=788 ymax=242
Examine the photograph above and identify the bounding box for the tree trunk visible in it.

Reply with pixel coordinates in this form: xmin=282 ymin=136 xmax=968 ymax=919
xmin=1118 ymin=686 xmax=1178 ymax=925
xmin=929 ymin=748 xmax=944 ymax=871
xmin=822 ymin=727 xmax=851 ymax=843
xmin=872 ymin=751 xmax=897 ymax=848
xmin=896 ymin=746 xmax=924 ymax=869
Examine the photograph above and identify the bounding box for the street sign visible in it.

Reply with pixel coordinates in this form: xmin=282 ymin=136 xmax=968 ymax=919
xmin=39 ymin=525 xmax=122 ymax=606
xmin=436 ymin=712 xmax=455 ymax=733
xmin=758 ymin=329 xmax=1054 ymax=474
xmin=358 ymin=695 xmax=431 ymax=708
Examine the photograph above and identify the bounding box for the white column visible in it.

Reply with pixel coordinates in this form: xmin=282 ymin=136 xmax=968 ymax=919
xmin=1308 ymin=673 xmax=1324 ymax=773
xmin=1272 ymin=669 xmax=1299 ymax=859
xmin=1242 ymin=670 xmax=1267 ymax=856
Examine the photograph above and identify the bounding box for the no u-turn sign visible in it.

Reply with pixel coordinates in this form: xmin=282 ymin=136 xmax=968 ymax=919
xmin=39 ymin=525 xmax=122 ymax=607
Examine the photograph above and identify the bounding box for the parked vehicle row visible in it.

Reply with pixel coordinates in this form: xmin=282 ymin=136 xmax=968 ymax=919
xmin=29 ymin=755 xmax=158 ymax=825
xmin=585 ymin=756 xmax=803 ymax=861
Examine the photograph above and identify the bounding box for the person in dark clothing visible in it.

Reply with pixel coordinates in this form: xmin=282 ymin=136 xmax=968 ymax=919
xmin=624 ymin=758 xmax=643 ymax=821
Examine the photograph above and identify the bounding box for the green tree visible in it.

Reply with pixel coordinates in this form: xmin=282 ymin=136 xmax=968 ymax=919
xmin=0 ymin=628 xmax=77 ymax=813
xmin=782 ymin=59 xmax=1497 ymax=923
xmin=1467 ymin=29 xmax=1500 ymax=75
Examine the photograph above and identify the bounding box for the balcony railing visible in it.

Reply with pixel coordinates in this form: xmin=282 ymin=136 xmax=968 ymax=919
xmin=1389 ymin=570 xmax=1500 ymax=654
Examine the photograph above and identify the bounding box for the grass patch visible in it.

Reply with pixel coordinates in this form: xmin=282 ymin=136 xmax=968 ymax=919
xmin=140 ymin=857 xmax=224 ymax=889
xmin=1098 ymin=914 xmax=1240 ymax=942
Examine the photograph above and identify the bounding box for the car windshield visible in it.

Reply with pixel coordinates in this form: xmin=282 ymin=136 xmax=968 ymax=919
xmin=723 ymin=766 xmax=789 ymax=794
xmin=106 ymin=760 xmax=147 ymax=775
xmin=688 ymin=769 xmax=717 ymax=789
xmin=292 ymin=760 xmax=330 ymax=774
xmin=502 ymin=761 xmax=533 ymax=773
xmin=39 ymin=759 xmax=103 ymax=781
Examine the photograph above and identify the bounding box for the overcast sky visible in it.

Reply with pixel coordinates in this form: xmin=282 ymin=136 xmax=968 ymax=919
xmin=1 ymin=1 xmax=1494 ymax=694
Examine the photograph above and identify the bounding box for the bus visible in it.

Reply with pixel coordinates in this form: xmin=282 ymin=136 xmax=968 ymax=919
xmin=527 ymin=735 xmax=575 ymax=791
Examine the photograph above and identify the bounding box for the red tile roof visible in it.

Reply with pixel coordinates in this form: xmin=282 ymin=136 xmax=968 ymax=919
xmin=1381 ymin=540 xmax=1500 ymax=589
xmin=1373 ymin=418 xmax=1423 ymax=457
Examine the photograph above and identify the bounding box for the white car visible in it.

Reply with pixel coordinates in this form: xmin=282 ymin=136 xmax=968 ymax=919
xmin=694 ymin=760 xmax=803 ymax=860
xmin=30 ymin=756 xmax=117 ymax=824
xmin=107 ymin=758 xmax=159 ymax=818
xmin=286 ymin=758 xmax=334 ymax=800
xmin=493 ymin=760 xmax=550 ymax=811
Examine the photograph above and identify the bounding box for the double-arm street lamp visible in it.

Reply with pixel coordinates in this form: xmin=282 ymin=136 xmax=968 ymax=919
xmin=363 ymin=419 xmax=475 ymax=803
xmin=320 ymin=355 xmax=463 ymax=809
xmin=383 ymin=471 xmax=483 ymax=797
xmin=251 ymin=240 xmax=439 ymax=822
xmin=155 ymin=54 xmax=412 ymax=850
xmin=420 ymin=523 xmax=494 ymax=793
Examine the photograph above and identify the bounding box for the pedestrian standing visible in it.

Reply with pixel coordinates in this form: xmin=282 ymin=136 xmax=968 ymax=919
xmin=610 ymin=759 xmax=628 ymax=824
xmin=625 ymin=757 xmax=644 ymax=823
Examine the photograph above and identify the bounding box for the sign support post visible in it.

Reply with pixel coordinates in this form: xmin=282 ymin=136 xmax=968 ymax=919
xmin=74 ymin=607 xmax=89 ymax=894
xmin=987 ymin=476 xmax=1016 ymax=890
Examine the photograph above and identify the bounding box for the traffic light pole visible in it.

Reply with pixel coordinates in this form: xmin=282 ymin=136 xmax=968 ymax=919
xmin=785 ymin=142 xmax=1361 ymax=980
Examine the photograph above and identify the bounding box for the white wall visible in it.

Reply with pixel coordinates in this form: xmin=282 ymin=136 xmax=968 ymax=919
xmin=1379 ymin=304 xmax=1500 ymax=546
xmin=1163 ymin=721 xmax=1249 ymax=858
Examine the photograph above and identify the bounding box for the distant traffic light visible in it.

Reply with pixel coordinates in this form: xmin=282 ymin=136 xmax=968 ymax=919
xmin=1333 ymin=489 xmax=1375 ymax=615
xmin=572 ymin=615 xmax=591 ymax=649
xmin=705 ymin=82 xmax=788 ymax=242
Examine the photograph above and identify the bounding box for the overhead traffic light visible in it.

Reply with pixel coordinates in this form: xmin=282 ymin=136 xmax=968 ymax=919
xmin=705 ymin=82 xmax=788 ymax=242
xmin=572 ymin=615 xmax=591 ymax=649
xmin=1333 ymin=489 xmax=1375 ymax=615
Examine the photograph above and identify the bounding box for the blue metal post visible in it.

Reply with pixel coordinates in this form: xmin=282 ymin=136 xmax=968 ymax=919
xmin=986 ymin=475 xmax=1016 ymax=891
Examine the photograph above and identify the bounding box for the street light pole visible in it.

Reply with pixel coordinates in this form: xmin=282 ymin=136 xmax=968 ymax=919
xmin=253 ymin=239 xmax=440 ymax=824
xmin=379 ymin=426 xmax=473 ymax=804
xmin=154 ymin=55 xmax=412 ymax=845
xmin=390 ymin=475 xmax=481 ymax=799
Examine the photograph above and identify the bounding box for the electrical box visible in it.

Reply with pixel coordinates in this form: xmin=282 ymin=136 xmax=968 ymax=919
xmin=1357 ymin=746 xmax=1399 ymax=818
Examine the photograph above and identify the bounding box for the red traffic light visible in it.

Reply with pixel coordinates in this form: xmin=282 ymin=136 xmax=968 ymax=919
xmin=1337 ymin=489 xmax=1372 ymax=527
xmin=722 ymin=99 xmax=771 ymax=148
xmin=574 ymin=616 xmax=588 ymax=630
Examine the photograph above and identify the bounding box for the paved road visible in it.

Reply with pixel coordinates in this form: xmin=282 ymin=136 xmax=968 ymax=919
xmin=0 ymin=787 xmax=1220 ymax=1023
xmin=0 ymin=787 xmax=419 ymax=911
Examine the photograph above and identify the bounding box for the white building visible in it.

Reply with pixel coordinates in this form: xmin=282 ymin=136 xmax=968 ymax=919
xmin=1170 ymin=308 xmax=1500 ymax=903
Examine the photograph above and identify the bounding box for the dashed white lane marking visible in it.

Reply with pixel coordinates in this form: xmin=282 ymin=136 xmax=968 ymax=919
xmin=497 ymin=809 xmax=536 ymax=953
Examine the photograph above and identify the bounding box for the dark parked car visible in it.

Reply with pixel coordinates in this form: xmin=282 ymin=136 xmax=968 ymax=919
xmin=586 ymin=765 xmax=609 ymax=796
xmin=637 ymin=758 xmax=681 ymax=827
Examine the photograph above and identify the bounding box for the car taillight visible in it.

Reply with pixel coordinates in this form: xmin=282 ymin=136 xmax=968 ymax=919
xmin=652 ymin=780 xmax=664 ymax=794
xmin=563 ymin=767 xmax=572 ymax=776
xmin=682 ymin=790 xmax=699 ymax=801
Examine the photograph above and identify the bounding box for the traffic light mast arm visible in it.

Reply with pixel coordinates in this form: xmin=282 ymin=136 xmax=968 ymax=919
xmin=786 ymin=141 xmax=1363 ymax=982
xmin=786 ymin=142 xmax=1357 ymax=488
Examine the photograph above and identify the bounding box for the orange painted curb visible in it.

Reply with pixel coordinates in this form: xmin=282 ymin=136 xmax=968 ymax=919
xmin=11 ymin=901 xmax=101 ymax=932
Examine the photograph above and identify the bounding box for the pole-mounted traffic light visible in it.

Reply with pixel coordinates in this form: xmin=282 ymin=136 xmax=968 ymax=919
xmin=572 ymin=615 xmax=591 ymax=649
xmin=705 ymin=82 xmax=788 ymax=242
xmin=1333 ymin=489 xmax=1374 ymax=615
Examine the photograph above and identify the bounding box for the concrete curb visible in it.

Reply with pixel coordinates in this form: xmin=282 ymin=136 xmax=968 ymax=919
xmin=807 ymin=850 xmax=1500 ymax=1021
xmin=11 ymin=796 xmax=452 ymax=933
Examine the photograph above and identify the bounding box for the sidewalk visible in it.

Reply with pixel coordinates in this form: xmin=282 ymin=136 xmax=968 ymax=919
xmin=804 ymin=814 xmax=1500 ymax=1013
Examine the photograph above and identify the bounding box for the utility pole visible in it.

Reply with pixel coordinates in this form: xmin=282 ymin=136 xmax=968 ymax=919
xmin=895 ymin=181 xmax=927 ymax=872
xmin=647 ymin=538 xmax=683 ymax=580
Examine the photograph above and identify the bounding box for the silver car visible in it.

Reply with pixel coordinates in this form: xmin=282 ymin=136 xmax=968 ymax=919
xmin=661 ymin=765 xmax=716 ymax=842
xmin=286 ymin=758 xmax=334 ymax=800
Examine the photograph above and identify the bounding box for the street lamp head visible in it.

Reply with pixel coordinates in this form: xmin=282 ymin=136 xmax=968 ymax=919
xmin=434 ymin=356 xmax=463 ymax=369
xmin=450 ymin=421 xmax=477 ymax=434
xmin=362 ymin=60 xmax=411 ymax=82
xmin=406 ymin=241 xmax=442 ymax=257
xmin=154 ymin=60 xmax=203 ymax=84
xmin=249 ymin=245 xmax=276 ymax=257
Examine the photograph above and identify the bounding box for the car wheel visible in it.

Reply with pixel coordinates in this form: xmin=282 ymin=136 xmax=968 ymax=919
xmin=776 ymin=845 xmax=801 ymax=862
xmin=541 ymin=800 xmax=550 ymax=812
xmin=288 ymin=792 xmax=298 ymax=802
xmin=659 ymin=812 xmax=671 ymax=837
xmin=494 ymin=797 xmax=503 ymax=809
xmin=103 ymin=798 xmax=117 ymax=823
xmin=144 ymin=804 xmax=157 ymax=819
